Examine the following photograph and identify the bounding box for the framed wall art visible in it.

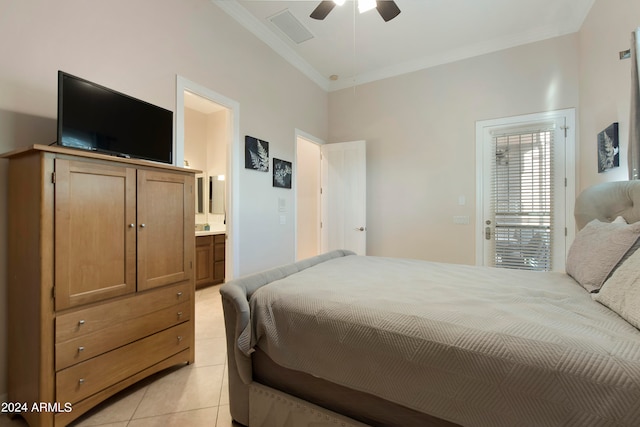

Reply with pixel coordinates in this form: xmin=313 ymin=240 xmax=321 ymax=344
xmin=245 ymin=136 xmax=269 ymax=172
xmin=273 ymin=158 xmax=292 ymax=189
xmin=597 ymin=123 xmax=619 ymax=173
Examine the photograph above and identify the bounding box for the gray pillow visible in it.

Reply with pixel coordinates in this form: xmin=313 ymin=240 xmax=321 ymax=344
xmin=566 ymin=219 xmax=640 ymax=292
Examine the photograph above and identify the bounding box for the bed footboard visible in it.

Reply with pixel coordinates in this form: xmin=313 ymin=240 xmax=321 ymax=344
xmin=220 ymin=250 xmax=356 ymax=426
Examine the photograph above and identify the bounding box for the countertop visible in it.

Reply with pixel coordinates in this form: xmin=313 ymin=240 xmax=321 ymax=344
xmin=195 ymin=224 xmax=226 ymax=236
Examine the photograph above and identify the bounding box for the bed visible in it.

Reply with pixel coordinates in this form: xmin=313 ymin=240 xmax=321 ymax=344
xmin=221 ymin=180 xmax=640 ymax=427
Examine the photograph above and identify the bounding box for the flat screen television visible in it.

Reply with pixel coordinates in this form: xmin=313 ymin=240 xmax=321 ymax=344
xmin=57 ymin=71 xmax=173 ymax=164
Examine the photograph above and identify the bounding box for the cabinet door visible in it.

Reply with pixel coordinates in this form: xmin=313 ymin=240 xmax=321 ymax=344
xmin=213 ymin=235 xmax=225 ymax=284
xmin=55 ymin=160 xmax=137 ymax=310
xmin=195 ymin=236 xmax=214 ymax=288
xmin=137 ymin=170 xmax=194 ymax=291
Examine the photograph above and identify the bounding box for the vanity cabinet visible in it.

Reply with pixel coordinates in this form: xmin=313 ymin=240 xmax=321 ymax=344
xmin=3 ymin=145 xmax=196 ymax=427
xmin=195 ymin=233 xmax=225 ymax=289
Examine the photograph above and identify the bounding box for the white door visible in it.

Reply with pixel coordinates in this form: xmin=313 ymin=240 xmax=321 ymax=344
xmin=321 ymin=141 xmax=367 ymax=255
xmin=476 ymin=109 xmax=575 ymax=272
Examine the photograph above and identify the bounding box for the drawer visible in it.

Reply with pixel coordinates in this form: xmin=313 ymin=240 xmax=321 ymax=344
xmin=56 ymin=301 xmax=191 ymax=371
xmin=57 ymin=322 xmax=192 ymax=405
xmin=56 ymin=282 xmax=191 ymax=343
xmin=196 ymin=235 xmax=212 ymax=246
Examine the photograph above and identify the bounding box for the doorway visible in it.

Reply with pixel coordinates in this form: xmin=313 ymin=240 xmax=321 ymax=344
xmin=176 ymin=76 xmax=239 ymax=280
xmin=295 ymin=133 xmax=367 ymax=260
xmin=296 ymin=134 xmax=322 ymax=260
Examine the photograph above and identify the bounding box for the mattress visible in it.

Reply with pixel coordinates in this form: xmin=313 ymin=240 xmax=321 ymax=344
xmin=240 ymin=254 xmax=640 ymax=427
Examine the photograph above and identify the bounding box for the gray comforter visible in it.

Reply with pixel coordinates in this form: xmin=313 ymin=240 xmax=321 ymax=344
xmin=240 ymin=254 xmax=640 ymax=427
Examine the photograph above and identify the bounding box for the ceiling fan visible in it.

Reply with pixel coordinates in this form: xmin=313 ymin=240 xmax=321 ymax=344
xmin=310 ymin=0 xmax=401 ymax=22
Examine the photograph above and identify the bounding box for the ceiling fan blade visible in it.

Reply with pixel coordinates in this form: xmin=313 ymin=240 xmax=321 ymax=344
xmin=376 ymin=1 xmax=401 ymax=22
xmin=310 ymin=1 xmax=336 ymax=20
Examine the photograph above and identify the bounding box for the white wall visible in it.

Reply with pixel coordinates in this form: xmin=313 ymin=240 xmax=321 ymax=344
xmin=207 ymin=109 xmax=229 ymax=224
xmin=329 ymin=34 xmax=580 ymax=265
xmin=184 ymin=107 xmax=209 ymax=174
xmin=0 ymin=0 xmax=328 ymax=397
xmin=207 ymin=110 xmax=228 ymax=182
xmin=578 ymin=0 xmax=640 ymax=189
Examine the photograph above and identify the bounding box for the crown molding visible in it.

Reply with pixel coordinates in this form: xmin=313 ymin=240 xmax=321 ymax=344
xmin=328 ymin=23 xmax=581 ymax=91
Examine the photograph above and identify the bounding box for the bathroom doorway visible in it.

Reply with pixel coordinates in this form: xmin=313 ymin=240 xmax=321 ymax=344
xmin=176 ymin=76 xmax=239 ymax=280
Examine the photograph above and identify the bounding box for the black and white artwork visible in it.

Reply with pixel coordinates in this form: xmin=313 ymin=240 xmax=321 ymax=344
xmin=597 ymin=123 xmax=619 ymax=173
xmin=245 ymin=136 xmax=269 ymax=172
xmin=273 ymin=158 xmax=292 ymax=189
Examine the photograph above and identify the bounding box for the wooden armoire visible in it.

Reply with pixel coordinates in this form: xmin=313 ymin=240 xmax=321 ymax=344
xmin=2 ymin=145 xmax=196 ymax=426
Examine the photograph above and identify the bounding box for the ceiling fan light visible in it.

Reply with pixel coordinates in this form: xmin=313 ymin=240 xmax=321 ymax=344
xmin=333 ymin=0 xmax=346 ymax=5
xmin=358 ymin=0 xmax=376 ymax=13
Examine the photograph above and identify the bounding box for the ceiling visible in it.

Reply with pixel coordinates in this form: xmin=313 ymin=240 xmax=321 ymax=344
xmin=213 ymin=0 xmax=595 ymax=91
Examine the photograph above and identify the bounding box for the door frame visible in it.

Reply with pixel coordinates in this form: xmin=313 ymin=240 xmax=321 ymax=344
xmin=475 ymin=108 xmax=576 ymax=270
xmin=175 ymin=75 xmax=240 ymax=280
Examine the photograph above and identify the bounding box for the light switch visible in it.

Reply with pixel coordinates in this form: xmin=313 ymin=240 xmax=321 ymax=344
xmin=458 ymin=195 xmax=466 ymax=206
xmin=278 ymin=198 xmax=287 ymax=212
xmin=280 ymin=215 xmax=286 ymax=225
xmin=453 ymin=215 xmax=470 ymax=224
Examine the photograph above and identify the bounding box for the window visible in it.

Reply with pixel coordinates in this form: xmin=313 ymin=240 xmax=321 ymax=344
xmin=492 ymin=127 xmax=554 ymax=271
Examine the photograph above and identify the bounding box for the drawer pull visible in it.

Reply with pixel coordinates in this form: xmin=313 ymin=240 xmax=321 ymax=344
xmin=78 ymin=346 xmax=85 ymax=353
xmin=176 ymin=291 xmax=183 ymax=299
xmin=177 ymin=336 xmax=183 ymax=343
xmin=78 ymin=378 xmax=85 ymax=385
xmin=78 ymin=320 xmax=85 ymax=326
xmin=177 ymin=311 xmax=183 ymax=319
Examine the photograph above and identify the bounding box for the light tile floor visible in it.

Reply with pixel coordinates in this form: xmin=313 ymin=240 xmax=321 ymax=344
xmin=1 ymin=285 xmax=239 ymax=427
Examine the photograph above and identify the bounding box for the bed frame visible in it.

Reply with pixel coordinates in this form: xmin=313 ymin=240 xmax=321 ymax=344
xmin=221 ymin=180 xmax=640 ymax=427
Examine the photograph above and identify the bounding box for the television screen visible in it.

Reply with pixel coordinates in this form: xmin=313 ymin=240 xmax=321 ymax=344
xmin=57 ymin=71 xmax=173 ymax=164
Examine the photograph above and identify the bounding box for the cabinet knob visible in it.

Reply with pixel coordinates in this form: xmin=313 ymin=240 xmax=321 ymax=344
xmin=140 ymin=223 xmax=146 ymax=228
xmin=78 ymin=320 xmax=85 ymax=326
xmin=129 ymin=223 xmax=135 ymax=228
xmin=176 ymin=291 xmax=183 ymax=299
xmin=78 ymin=378 xmax=85 ymax=385
xmin=78 ymin=346 xmax=85 ymax=353
xmin=177 ymin=311 xmax=183 ymax=318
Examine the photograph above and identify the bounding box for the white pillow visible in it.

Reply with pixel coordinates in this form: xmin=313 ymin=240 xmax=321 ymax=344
xmin=612 ymin=215 xmax=628 ymax=224
xmin=594 ymin=248 xmax=640 ymax=329
xmin=566 ymin=219 xmax=640 ymax=292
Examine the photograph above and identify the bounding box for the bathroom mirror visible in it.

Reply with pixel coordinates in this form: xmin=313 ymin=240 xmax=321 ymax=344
xmin=209 ymin=174 xmax=225 ymax=215
xmin=195 ymin=173 xmax=205 ymax=214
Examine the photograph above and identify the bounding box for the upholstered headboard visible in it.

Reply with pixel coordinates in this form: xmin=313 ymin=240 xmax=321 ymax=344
xmin=575 ymin=181 xmax=640 ymax=229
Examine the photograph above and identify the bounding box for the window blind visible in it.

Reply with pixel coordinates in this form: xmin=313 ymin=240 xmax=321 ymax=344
xmin=491 ymin=127 xmax=554 ymax=271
